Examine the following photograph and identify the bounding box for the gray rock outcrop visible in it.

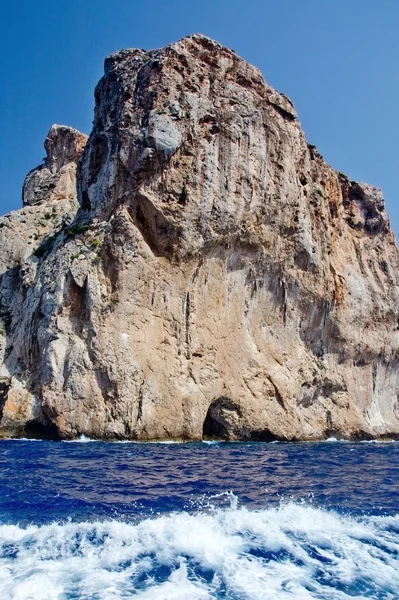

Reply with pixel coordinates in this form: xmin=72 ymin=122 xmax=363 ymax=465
xmin=0 ymin=34 xmax=398 ymax=440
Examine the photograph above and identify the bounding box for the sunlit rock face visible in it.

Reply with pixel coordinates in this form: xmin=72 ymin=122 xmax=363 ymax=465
xmin=0 ymin=34 xmax=398 ymax=440
xmin=23 ymin=125 xmax=88 ymax=208
xmin=0 ymin=125 xmax=87 ymax=436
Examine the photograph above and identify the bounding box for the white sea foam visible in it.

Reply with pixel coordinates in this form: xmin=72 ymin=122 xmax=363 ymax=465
xmin=63 ymin=435 xmax=98 ymax=443
xmin=1 ymin=438 xmax=43 ymax=442
xmin=359 ymin=439 xmax=398 ymax=444
xmin=62 ymin=438 xmax=188 ymax=445
xmin=0 ymin=503 xmax=397 ymax=599
xmin=202 ymin=440 xmax=224 ymax=445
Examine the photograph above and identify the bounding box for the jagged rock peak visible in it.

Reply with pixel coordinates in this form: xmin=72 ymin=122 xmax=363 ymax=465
xmin=44 ymin=124 xmax=88 ymax=174
xmin=104 ymin=34 xmax=231 ymax=71
xmin=22 ymin=124 xmax=88 ymax=207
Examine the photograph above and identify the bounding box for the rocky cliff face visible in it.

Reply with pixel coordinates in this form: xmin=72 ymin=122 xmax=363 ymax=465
xmin=1 ymin=34 xmax=398 ymax=440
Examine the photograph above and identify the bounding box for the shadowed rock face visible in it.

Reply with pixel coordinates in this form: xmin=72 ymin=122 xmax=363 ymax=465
xmin=0 ymin=34 xmax=399 ymax=440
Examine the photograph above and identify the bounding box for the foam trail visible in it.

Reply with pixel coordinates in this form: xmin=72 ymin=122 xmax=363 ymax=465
xmin=0 ymin=504 xmax=398 ymax=599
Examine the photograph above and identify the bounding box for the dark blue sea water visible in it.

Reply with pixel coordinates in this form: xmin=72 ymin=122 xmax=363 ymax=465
xmin=0 ymin=439 xmax=398 ymax=599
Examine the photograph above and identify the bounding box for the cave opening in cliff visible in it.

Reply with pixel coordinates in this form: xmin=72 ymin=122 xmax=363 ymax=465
xmin=202 ymin=397 xmax=235 ymax=440
xmin=203 ymin=398 xmax=280 ymax=442
xmin=24 ymin=419 xmax=60 ymax=441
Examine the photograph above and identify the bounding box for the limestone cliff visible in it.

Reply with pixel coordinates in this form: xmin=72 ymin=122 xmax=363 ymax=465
xmin=1 ymin=34 xmax=398 ymax=440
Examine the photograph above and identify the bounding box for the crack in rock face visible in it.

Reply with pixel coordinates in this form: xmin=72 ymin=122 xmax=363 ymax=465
xmin=0 ymin=33 xmax=399 ymax=441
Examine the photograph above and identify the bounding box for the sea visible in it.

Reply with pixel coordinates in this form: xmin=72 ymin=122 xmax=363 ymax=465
xmin=0 ymin=439 xmax=397 ymax=600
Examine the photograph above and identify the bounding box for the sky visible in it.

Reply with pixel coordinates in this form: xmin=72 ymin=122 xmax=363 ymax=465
xmin=1 ymin=0 xmax=398 ymax=234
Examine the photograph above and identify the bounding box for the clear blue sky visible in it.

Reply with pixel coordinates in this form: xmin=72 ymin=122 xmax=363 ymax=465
xmin=1 ymin=0 xmax=398 ymax=234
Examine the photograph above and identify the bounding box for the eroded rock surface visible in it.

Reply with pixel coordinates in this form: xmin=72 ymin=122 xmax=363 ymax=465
xmin=0 ymin=34 xmax=398 ymax=440
xmin=0 ymin=125 xmax=87 ymax=436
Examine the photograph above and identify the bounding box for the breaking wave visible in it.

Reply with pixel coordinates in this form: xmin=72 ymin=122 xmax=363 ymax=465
xmin=0 ymin=501 xmax=398 ymax=599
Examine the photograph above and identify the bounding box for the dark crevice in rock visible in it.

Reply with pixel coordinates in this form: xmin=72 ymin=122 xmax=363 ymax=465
xmin=178 ymin=186 xmax=188 ymax=206
xmin=268 ymin=378 xmax=285 ymax=410
xmin=81 ymin=190 xmax=91 ymax=210
xmin=270 ymin=102 xmax=296 ymax=121
xmin=185 ymin=291 xmax=191 ymax=358
xmin=26 ymin=307 xmax=46 ymax=377
xmin=281 ymin=281 xmax=287 ymax=325
xmin=137 ymin=385 xmax=143 ymax=422
xmin=248 ymin=429 xmax=279 ymax=442
xmin=88 ymin=135 xmax=108 ymax=185
xmin=66 ymin=275 xmax=88 ymax=336
xmin=349 ymin=430 xmax=375 ymax=441
xmin=0 ymin=377 xmax=11 ymax=421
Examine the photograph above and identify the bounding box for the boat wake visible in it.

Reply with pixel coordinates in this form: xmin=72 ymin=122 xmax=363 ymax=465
xmin=0 ymin=501 xmax=397 ymax=599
